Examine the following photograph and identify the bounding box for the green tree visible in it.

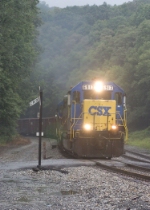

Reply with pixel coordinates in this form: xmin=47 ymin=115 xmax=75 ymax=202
xmin=0 ymin=0 xmax=40 ymax=141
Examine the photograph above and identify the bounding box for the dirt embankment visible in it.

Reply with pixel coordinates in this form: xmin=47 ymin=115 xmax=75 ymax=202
xmin=0 ymin=136 xmax=63 ymax=163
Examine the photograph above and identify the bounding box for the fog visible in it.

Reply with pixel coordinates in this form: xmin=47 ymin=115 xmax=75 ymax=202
xmin=40 ymin=0 xmax=131 ymax=8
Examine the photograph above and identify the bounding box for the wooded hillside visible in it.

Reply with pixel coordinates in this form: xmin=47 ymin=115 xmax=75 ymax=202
xmin=1 ymin=0 xmax=150 ymax=142
xmin=0 ymin=0 xmax=39 ymax=141
xmin=33 ymin=0 xmax=150 ymax=129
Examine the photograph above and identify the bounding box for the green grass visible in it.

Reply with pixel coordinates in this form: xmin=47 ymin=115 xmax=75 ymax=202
xmin=0 ymin=134 xmax=16 ymax=145
xmin=127 ymin=127 xmax=150 ymax=150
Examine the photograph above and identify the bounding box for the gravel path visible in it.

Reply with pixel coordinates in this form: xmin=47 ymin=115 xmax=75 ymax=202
xmin=0 ymin=137 xmax=150 ymax=210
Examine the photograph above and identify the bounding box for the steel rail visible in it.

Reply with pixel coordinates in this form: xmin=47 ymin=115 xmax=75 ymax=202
xmin=122 ymin=154 xmax=150 ymax=163
xmin=95 ymin=161 xmax=150 ymax=182
xmin=125 ymin=150 xmax=150 ymax=161
xmin=126 ymin=163 xmax=150 ymax=172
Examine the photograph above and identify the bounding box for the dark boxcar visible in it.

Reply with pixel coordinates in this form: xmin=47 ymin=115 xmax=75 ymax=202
xmin=18 ymin=117 xmax=56 ymax=136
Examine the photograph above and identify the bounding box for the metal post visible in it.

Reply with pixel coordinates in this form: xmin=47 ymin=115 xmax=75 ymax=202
xmin=43 ymin=142 xmax=46 ymax=159
xmin=38 ymin=89 xmax=43 ymax=168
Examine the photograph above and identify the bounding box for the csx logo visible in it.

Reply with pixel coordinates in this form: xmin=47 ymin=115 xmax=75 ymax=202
xmin=89 ymin=106 xmax=111 ymax=116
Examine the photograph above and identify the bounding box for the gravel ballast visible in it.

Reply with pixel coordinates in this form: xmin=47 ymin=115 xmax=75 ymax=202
xmin=0 ymin=137 xmax=150 ymax=210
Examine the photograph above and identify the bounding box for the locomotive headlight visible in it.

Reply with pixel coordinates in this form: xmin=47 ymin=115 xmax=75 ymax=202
xmin=84 ymin=124 xmax=92 ymax=131
xmin=94 ymin=81 xmax=103 ymax=92
xmin=111 ymin=125 xmax=118 ymax=130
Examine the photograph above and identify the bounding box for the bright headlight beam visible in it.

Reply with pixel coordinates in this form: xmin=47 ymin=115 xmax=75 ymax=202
xmin=84 ymin=124 xmax=92 ymax=131
xmin=111 ymin=125 xmax=117 ymax=130
xmin=94 ymin=81 xmax=103 ymax=92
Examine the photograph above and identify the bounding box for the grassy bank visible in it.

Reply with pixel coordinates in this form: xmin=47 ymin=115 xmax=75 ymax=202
xmin=127 ymin=127 xmax=150 ymax=150
xmin=0 ymin=135 xmax=30 ymax=146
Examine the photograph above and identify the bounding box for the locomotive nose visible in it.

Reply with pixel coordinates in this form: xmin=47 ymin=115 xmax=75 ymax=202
xmin=83 ymin=99 xmax=116 ymax=131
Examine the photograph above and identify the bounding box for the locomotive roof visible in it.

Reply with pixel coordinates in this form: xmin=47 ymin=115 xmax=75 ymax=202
xmin=70 ymin=81 xmax=125 ymax=94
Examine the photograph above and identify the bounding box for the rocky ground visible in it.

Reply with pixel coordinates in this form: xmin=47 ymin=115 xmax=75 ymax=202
xmin=0 ymin=137 xmax=150 ymax=210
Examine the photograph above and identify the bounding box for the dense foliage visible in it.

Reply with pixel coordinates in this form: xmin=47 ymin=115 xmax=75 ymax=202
xmin=0 ymin=0 xmax=39 ymax=141
xmin=1 ymin=0 xmax=150 ymax=142
xmin=32 ymin=0 xmax=150 ymax=129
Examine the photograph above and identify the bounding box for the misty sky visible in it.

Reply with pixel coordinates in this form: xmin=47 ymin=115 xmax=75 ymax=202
xmin=40 ymin=0 xmax=132 ymax=8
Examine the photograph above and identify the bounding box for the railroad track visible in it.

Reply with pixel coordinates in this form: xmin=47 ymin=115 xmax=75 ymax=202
xmin=94 ymin=160 xmax=150 ymax=182
xmin=124 ymin=149 xmax=150 ymax=162
xmin=60 ymin=146 xmax=150 ymax=182
xmin=122 ymin=154 xmax=150 ymax=163
xmin=94 ymin=150 xmax=150 ymax=182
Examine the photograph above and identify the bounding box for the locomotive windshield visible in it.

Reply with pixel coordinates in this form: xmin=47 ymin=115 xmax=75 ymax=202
xmin=84 ymin=90 xmax=111 ymax=100
xmin=115 ymin=92 xmax=122 ymax=105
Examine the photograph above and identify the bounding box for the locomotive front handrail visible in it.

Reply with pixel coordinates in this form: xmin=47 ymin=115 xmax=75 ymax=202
xmin=116 ymin=110 xmax=128 ymax=140
xmin=70 ymin=112 xmax=83 ymax=139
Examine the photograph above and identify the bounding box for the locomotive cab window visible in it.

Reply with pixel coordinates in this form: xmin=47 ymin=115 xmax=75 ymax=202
xmin=73 ymin=91 xmax=80 ymax=103
xmin=84 ymin=90 xmax=111 ymax=100
xmin=63 ymin=95 xmax=67 ymax=108
xmin=115 ymin=92 xmax=122 ymax=105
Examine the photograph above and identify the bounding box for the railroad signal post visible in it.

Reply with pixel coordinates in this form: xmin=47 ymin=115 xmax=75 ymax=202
xmin=29 ymin=87 xmax=43 ymax=169
xmin=37 ymin=87 xmax=43 ymax=168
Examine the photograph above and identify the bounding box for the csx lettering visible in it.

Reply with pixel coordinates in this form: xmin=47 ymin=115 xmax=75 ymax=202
xmin=89 ymin=106 xmax=111 ymax=116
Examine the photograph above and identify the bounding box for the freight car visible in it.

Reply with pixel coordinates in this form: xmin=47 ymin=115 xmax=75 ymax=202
xmin=56 ymin=80 xmax=128 ymax=158
xmin=18 ymin=117 xmax=55 ymax=136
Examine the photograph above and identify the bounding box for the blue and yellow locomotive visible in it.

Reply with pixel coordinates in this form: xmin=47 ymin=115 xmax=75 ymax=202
xmin=56 ymin=80 xmax=128 ymax=158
